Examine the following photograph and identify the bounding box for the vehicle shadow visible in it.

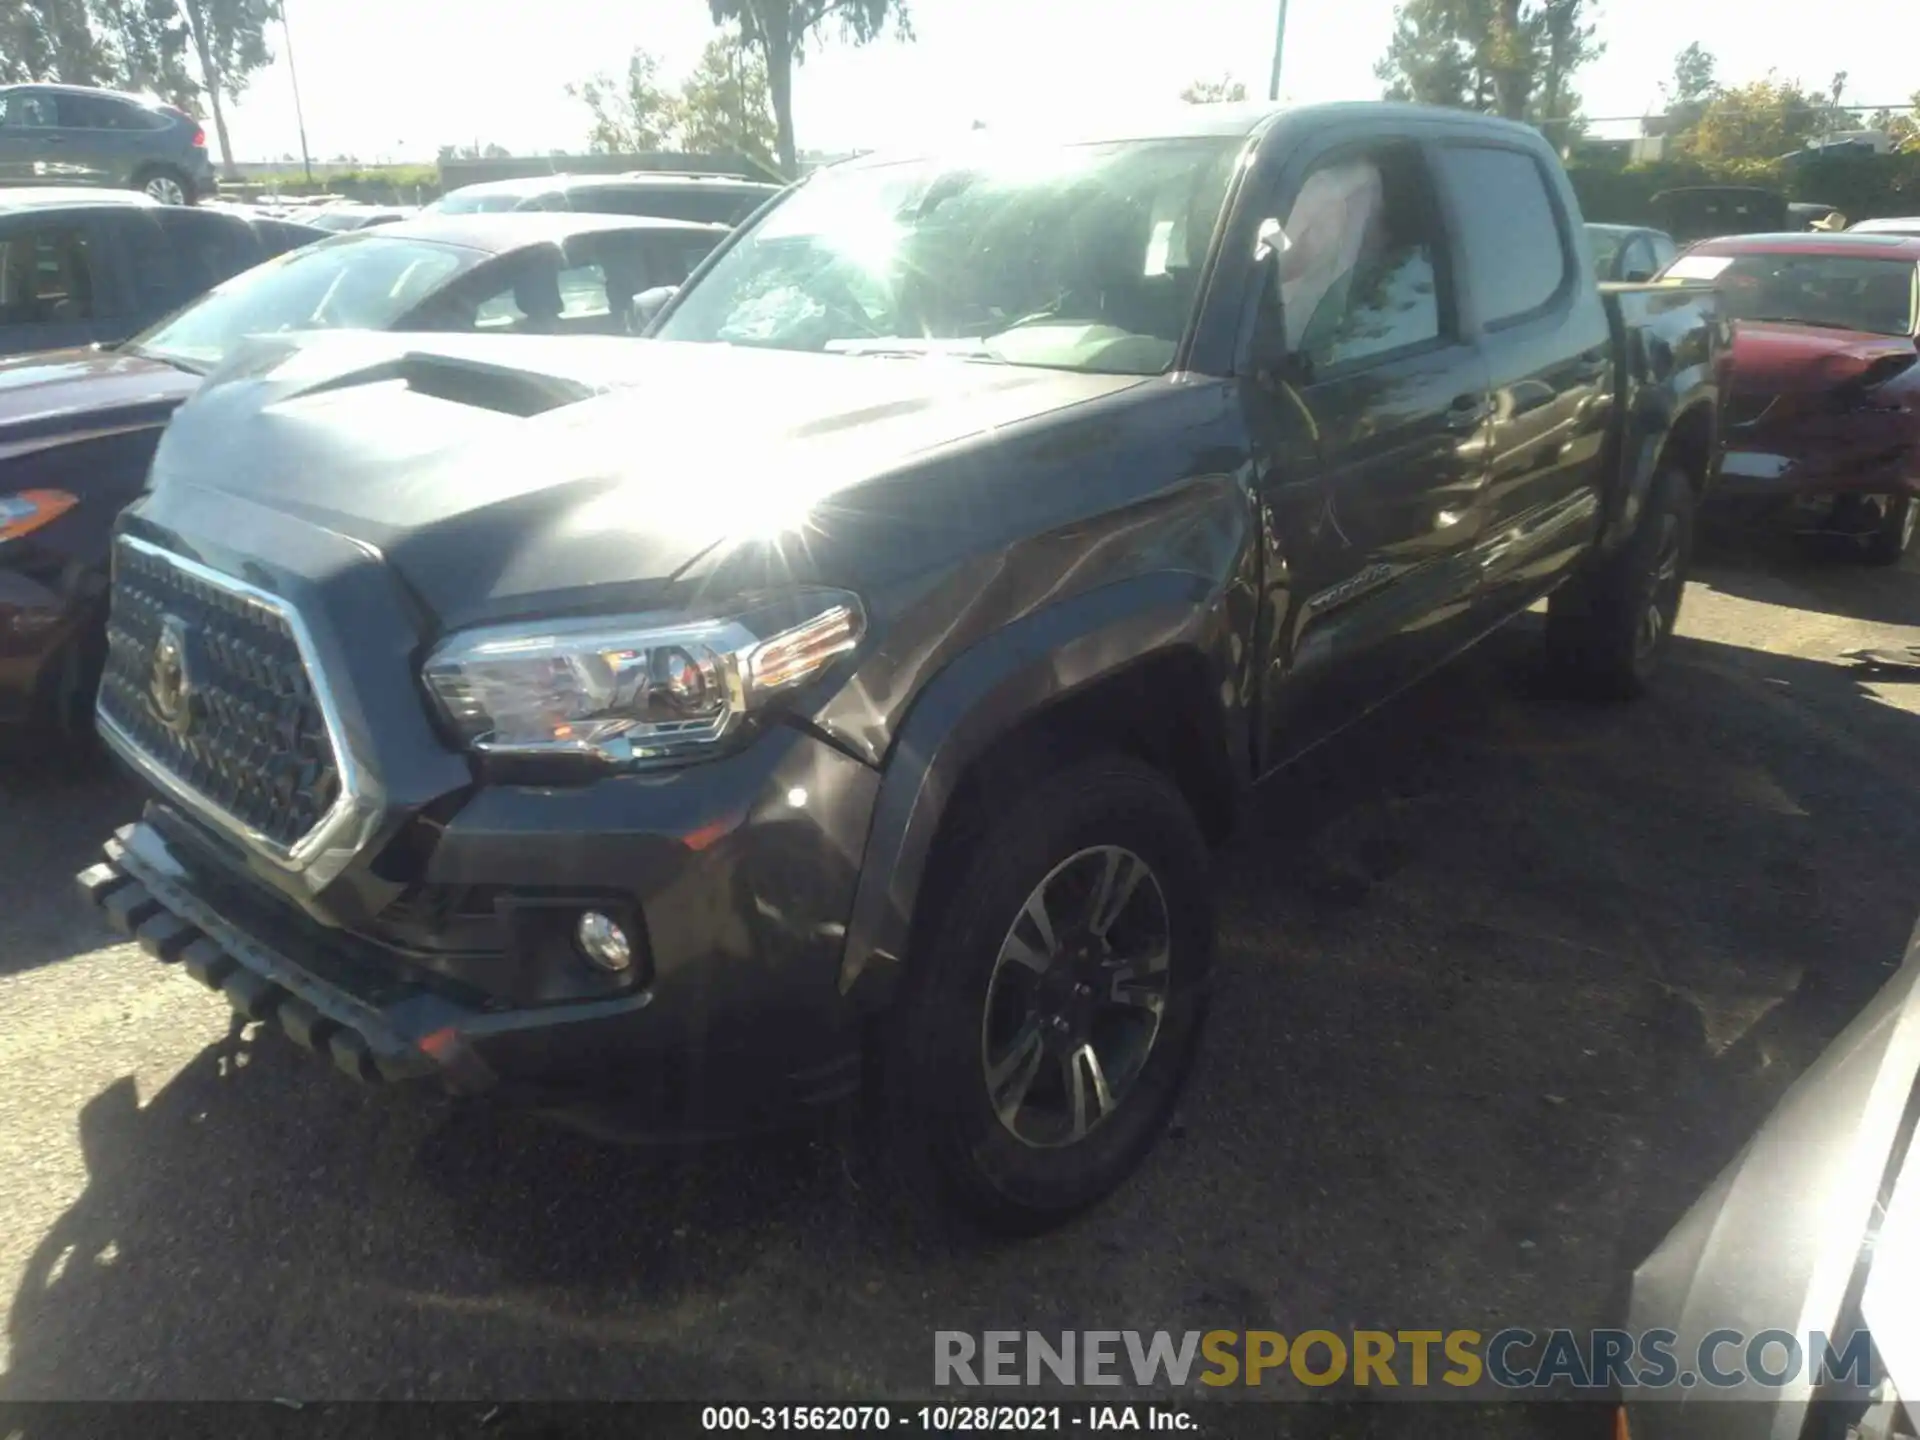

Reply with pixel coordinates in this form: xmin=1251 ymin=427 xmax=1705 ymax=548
xmin=7 ymin=612 xmax=1920 ymax=1402
xmin=0 ymin=747 xmax=141 ymax=976
xmin=1692 ymin=522 xmax=1920 ymax=629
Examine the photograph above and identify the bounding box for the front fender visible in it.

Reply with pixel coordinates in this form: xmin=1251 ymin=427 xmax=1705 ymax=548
xmin=836 ymin=570 xmax=1249 ymax=1008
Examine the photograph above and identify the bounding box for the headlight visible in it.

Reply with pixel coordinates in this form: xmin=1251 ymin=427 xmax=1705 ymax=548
xmin=0 ymin=490 xmax=78 ymax=543
xmin=421 ymin=590 xmax=863 ymax=766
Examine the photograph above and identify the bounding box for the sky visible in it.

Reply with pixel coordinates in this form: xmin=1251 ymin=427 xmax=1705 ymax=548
xmin=222 ymin=0 xmax=1920 ymax=165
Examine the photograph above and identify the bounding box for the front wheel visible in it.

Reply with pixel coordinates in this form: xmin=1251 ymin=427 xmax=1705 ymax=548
xmin=1544 ymin=464 xmax=1695 ymax=700
xmin=886 ymin=754 xmax=1213 ymax=1233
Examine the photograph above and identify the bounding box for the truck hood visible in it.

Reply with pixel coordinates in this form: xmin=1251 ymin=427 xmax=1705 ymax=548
xmin=149 ymin=332 xmax=1147 ymax=629
xmin=0 ymin=346 xmax=201 ymax=464
xmin=1727 ymin=321 xmax=1917 ymax=398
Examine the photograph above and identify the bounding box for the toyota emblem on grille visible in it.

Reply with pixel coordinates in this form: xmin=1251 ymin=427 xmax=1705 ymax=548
xmin=149 ymin=615 xmax=196 ymax=735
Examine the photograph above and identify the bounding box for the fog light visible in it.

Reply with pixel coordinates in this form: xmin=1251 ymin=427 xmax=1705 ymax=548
xmin=574 ymin=911 xmax=632 ymax=972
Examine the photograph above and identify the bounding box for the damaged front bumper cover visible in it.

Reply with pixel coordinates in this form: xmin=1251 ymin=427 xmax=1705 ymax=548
xmin=76 ymin=822 xmax=493 ymax=1092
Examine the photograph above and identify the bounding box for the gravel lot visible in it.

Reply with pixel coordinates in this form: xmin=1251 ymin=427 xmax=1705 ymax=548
xmin=4 ymin=533 xmax=1920 ymax=1409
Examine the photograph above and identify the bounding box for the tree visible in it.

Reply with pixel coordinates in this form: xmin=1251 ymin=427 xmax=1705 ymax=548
xmin=1650 ymin=42 xmax=1718 ymax=144
xmin=178 ymin=0 xmax=281 ymax=173
xmin=1683 ymin=75 xmax=1823 ymax=161
xmin=0 ymin=0 xmax=111 ymax=85
xmin=706 ymin=0 xmax=911 ymax=177
xmin=567 ymin=47 xmax=677 ymax=154
xmin=1867 ymin=91 xmax=1920 ymax=152
xmin=1179 ymin=75 xmax=1247 ymax=105
xmin=1374 ymin=0 xmax=1599 ymax=124
xmin=94 ymin=0 xmax=198 ymax=107
xmin=675 ymin=28 xmax=777 ymax=174
xmin=1375 ymin=0 xmax=1488 ymax=110
xmin=1527 ymin=0 xmax=1600 ymax=145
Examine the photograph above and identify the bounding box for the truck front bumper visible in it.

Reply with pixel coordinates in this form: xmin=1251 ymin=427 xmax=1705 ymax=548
xmin=78 ymin=725 xmax=887 ymax=1140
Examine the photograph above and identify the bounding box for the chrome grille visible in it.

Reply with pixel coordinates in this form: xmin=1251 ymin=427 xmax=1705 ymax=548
xmin=98 ymin=539 xmax=342 ymax=854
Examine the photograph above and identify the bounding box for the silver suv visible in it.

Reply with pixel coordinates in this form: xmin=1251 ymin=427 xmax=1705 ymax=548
xmin=0 ymin=84 xmax=217 ymax=205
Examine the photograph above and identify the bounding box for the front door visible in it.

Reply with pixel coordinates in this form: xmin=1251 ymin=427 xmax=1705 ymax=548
xmin=1241 ymin=135 xmax=1493 ymax=771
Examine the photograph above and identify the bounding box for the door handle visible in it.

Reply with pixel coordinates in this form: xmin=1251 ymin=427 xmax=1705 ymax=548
xmin=1444 ymin=394 xmax=1491 ymax=431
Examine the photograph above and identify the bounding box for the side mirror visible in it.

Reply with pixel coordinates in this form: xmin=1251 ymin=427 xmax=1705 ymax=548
xmin=1623 ymin=267 xmax=1655 ymax=284
xmin=632 ymin=285 xmax=678 ymax=336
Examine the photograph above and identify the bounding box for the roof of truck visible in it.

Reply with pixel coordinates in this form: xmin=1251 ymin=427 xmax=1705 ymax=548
xmin=831 ymin=101 xmax=1540 ymax=165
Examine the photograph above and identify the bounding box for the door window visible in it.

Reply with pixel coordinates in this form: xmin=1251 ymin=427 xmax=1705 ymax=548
xmin=156 ymin=211 xmax=261 ymax=293
xmin=1266 ymin=144 xmax=1447 ymax=372
xmin=472 ymin=260 xmax=619 ymax=333
xmin=0 ymin=93 xmax=57 ymax=129
xmin=0 ymin=226 xmax=96 ymax=325
xmin=1432 ymin=144 xmax=1571 ymax=325
xmin=54 ymin=93 xmax=140 ymax=129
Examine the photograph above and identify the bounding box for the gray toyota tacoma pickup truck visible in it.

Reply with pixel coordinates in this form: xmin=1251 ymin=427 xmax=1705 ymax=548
xmin=77 ymin=103 xmax=1723 ymax=1231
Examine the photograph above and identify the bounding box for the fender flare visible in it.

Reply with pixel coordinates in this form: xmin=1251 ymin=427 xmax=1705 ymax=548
xmin=1603 ymin=385 xmax=1720 ymax=552
xmin=835 ymin=569 xmax=1245 ymax=1009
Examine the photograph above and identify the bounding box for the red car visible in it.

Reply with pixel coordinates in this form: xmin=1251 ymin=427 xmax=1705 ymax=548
xmin=1661 ymin=232 xmax=1920 ymax=563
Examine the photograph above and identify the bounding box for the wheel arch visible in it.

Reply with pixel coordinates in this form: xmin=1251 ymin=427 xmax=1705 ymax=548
xmin=836 ymin=573 xmax=1252 ymax=1013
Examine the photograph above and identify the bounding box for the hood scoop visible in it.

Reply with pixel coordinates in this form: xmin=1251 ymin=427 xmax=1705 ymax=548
xmin=300 ymin=350 xmax=601 ymax=418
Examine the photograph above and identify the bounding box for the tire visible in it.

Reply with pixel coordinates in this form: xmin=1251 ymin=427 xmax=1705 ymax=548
xmin=884 ymin=753 xmax=1213 ymax=1234
xmin=134 ymin=166 xmax=192 ymax=206
xmin=1544 ymin=464 xmax=1694 ymax=700
xmin=1861 ymin=494 xmax=1916 ymax=567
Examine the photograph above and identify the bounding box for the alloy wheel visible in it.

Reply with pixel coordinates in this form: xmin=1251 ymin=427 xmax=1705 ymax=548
xmin=1636 ymin=512 xmax=1684 ymax=662
xmin=144 ymin=174 xmax=187 ymax=205
xmin=980 ymin=845 xmax=1171 ymax=1149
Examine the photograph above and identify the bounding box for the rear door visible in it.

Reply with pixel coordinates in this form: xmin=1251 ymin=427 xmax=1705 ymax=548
xmin=47 ymin=91 xmax=124 ymax=187
xmin=1239 ymin=129 xmax=1494 ymax=767
xmin=1428 ymin=139 xmax=1613 ymax=615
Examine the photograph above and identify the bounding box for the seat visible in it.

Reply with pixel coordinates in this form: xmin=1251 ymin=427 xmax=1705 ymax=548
xmin=511 ymin=269 xmax=564 ymax=334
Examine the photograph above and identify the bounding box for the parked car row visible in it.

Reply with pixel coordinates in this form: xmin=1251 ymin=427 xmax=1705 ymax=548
xmin=0 ymin=83 xmax=216 ymax=205
xmin=0 ymin=208 xmax=728 ymax=741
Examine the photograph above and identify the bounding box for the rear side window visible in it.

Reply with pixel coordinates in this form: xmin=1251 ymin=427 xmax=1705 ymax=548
xmin=156 ymin=211 xmax=261 ymax=293
xmin=53 ymin=93 xmax=150 ymax=129
xmin=1433 ymin=144 xmax=1570 ymax=325
xmin=0 ymin=225 xmax=97 ymax=323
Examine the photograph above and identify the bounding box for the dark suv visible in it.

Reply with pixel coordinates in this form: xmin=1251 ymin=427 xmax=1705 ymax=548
xmin=79 ymin=103 xmax=1723 ymax=1232
xmin=0 ymin=84 xmax=215 ymax=205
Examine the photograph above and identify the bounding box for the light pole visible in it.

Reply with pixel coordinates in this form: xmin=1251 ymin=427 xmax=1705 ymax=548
xmin=1267 ymin=0 xmax=1290 ymax=102
xmin=281 ymin=0 xmax=314 ymax=185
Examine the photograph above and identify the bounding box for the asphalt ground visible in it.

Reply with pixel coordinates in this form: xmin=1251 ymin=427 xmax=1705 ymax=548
xmin=4 ymin=530 xmax=1920 ymax=1420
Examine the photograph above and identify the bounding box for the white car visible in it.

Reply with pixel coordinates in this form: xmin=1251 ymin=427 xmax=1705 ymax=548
xmin=1850 ymin=216 xmax=1920 ymax=237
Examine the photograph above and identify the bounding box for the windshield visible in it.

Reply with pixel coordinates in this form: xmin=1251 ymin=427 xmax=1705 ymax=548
xmin=129 ymin=233 xmax=476 ymax=371
xmin=655 ymin=137 xmax=1245 ymax=375
xmin=430 ymin=191 xmax=526 ymax=214
xmin=1695 ymin=252 xmax=1918 ymax=336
